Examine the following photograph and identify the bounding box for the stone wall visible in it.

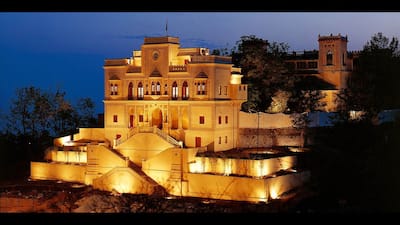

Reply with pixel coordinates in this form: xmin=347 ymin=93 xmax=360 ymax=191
xmin=239 ymin=112 xmax=293 ymax=129
xmin=238 ymin=127 xmax=303 ymax=148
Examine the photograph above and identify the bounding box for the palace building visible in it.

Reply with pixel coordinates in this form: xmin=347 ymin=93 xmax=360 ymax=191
xmin=29 ymin=35 xmax=326 ymax=203
xmin=103 ymin=36 xmax=247 ymax=155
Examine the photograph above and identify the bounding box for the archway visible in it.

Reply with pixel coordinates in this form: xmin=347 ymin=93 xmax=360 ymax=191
xmin=152 ymin=108 xmax=163 ymax=129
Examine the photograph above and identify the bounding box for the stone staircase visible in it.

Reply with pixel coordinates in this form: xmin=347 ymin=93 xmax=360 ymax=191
xmin=115 ymin=126 xmax=182 ymax=148
xmin=107 ymin=147 xmax=167 ymax=197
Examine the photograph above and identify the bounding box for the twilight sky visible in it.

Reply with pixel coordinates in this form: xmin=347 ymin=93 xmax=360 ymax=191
xmin=1 ymin=12 xmax=400 ymax=115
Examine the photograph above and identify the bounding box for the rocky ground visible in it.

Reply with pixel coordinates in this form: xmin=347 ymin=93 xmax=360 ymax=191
xmin=0 ymin=179 xmax=314 ymax=213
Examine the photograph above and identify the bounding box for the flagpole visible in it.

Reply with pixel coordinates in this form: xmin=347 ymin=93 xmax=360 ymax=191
xmin=166 ymin=19 xmax=168 ymax=36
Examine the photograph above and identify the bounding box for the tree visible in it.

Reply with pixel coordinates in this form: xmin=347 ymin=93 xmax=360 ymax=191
xmin=52 ymin=89 xmax=76 ymax=137
xmin=5 ymin=86 xmax=98 ymax=160
xmin=75 ymin=97 xmax=97 ymax=128
xmin=288 ymin=90 xmax=326 ymax=114
xmin=211 ymin=48 xmax=230 ymax=56
xmin=7 ymin=86 xmax=42 ymax=138
xmin=266 ymin=90 xmax=291 ymax=113
xmin=335 ymin=32 xmax=400 ymax=124
xmin=232 ymin=35 xmax=294 ymax=112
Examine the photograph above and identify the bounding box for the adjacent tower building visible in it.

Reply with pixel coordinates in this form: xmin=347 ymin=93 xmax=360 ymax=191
xmin=317 ymin=33 xmax=353 ymax=89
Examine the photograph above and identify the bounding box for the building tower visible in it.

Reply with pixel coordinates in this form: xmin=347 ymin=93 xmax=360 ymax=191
xmin=318 ymin=33 xmax=352 ymax=89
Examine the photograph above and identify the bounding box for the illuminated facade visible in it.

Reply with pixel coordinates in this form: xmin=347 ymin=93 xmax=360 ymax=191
xmin=31 ymin=36 xmax=310 ymax=203
xmin=103 ymin=36 xmax=247 ymax=155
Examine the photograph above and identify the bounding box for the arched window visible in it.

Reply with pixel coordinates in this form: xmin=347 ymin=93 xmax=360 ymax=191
xmin=326 ymin=50 xmax=333 ymax=65
xmin=151 ymin=82 xmax=156 ymax=95
xmin=114 ymin=84 xmax=118 ymax=95
xmin=172 ymin=81 xmax=178 ymax=100
xmin=110 ymin=84 xmax=114 ymax=95
xmin=156 ymin=82 xmax=161 ymax=95
xmin=128 ymin=82 xmax=133 ymax=100
xmin=137 ymin=82 xmax=144 ymax=100
xmin=182 ymin=81 xmax=189 ymax=100
xmin=196 ymin=82 xmax=201 ymax=95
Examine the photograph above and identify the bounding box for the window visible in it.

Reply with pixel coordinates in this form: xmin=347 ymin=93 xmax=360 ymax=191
xmin=225 ymin=116 xmax=228 ymax=124
xmin=114 ymin=84 xmax=118 ymax=95
xmin=129 ymin=115 xmax=134 ymax=128
xmin=225 ymin=136 xmax=228 ymax=143
xmin=128 ymin=82 xmax=133 ymax=100
xmin=164 ymin=84 xmax=168 ymax=95
xmin=196 ymin=82 xmax=201 ymax=95
xmin=224 ymin=86 xmax=228 ymax=95
xmin=138 ymin=82 xmax=144 ymax=99
xmin=110 ymin=83 xmax=118 ymax=95
xmin=195 ymin=81 xmax=206 ymax=95
xmin=113 ymin=115 xmax=118 ymax=123
xmin=156 ymin=82 xmax=161 ymax=95
xmin=342 ymin=53 xmax=346 ymax=66
xmin=199 ymin=116 xmax=205 ymax=124
xmin=218 ymin=136 xmax=221 ymax=144
xmin=218 ymin=116 xmax=221 ymax=124
xmin=218 ymin=85 xmax=222 ymax=95
xmin=151 ymin=82 xmax=156 ymax=95
xmin=182 ymin=81 xmax=189 ymax=100
xmin=326 ymin=51 xmax=333 ymax=65
xmin=296 ymin=61 xmax=306 ymax=69
xmin=139 ymin=115 xmax=144 ymax=122
xmin=308 ymin=61 xmax=317 ymax=68
xmin=172 ymin=81 xmax=178 ymax=100
xmin=145 ymin=84 xmax=149 ymax=95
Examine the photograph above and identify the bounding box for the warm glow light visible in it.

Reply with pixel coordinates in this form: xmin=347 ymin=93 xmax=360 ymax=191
xmin=57 ymin=135 xmax=73 ymax=146
xmin=224 ymin=159 xmax=232 ymax=176
xmin=189 ymin=160 xmax=204 ymax=173
xmin=349 ymin=110 xmax=365 ymax=120
xmin=230 ymin=74 xmax=243 ymax=84
xmin=111 ymin=173 xmax=134 ymax=193
xmin=256 ymin=189 xmax=267 ymax=202
xmin=270 ymin=185 xmax=280 ymax=200
xmin=165 ymin=196 xmax=176 ymax=200
xmin=257 ymin=160 xmax=269 ymax=177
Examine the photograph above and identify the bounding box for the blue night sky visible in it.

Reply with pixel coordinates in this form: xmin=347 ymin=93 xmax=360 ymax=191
xmin=1 ymin=12 xmax=400 ymax=115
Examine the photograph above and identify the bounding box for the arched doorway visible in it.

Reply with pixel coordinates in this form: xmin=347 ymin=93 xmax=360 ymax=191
xmin=152 ymin=108 xmax=163 ymax=129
